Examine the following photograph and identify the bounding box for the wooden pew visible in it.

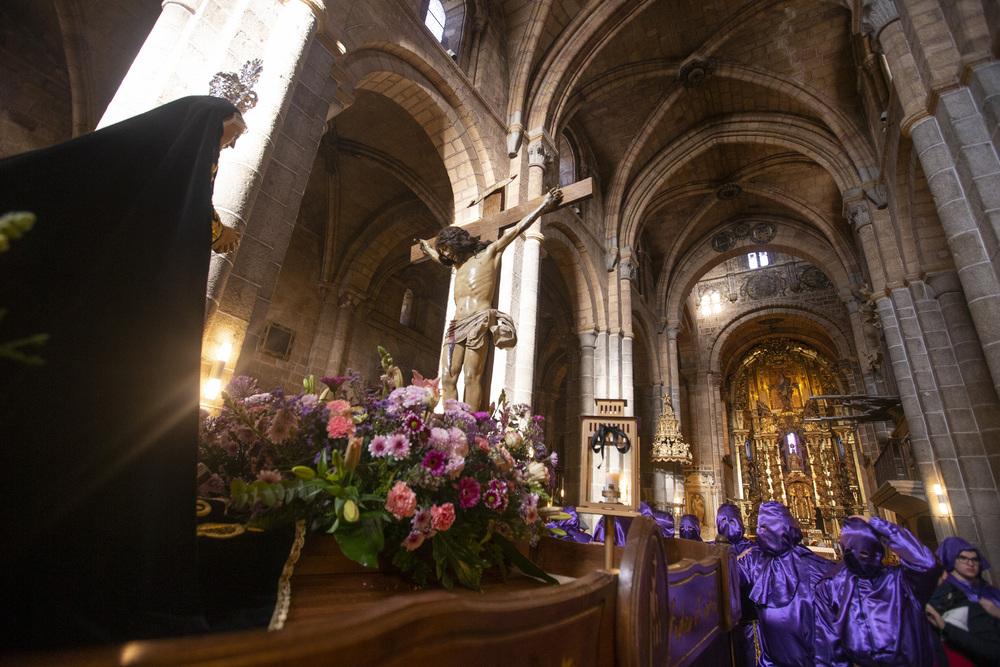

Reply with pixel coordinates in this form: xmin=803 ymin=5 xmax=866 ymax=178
xmin=5 ymin=517 xmax=737 ymax=667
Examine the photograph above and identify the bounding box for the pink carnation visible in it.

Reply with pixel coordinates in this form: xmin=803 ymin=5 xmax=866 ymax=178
xmin=326 ymin=415 xmax=355 ymax=439
xmin=385 ymin=481 xmax=417 ymax=519
xmin=327 ymin=399 xmax=352 ymax=417
xmin=431 ymin=503 xmax=456 ymax=531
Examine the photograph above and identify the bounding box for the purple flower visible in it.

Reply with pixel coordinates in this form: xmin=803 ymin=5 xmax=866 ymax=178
xmin=457 ymin=477 xmax=480 ymax=508
xmin=412 ymin=507 xmax=433 ymax=533
xmin=368 ymin=435 xmax=389 ymax=458
xmin=484 ymin=479 xmax=508 ymax=511
xmin=422 ymin=450 xmax=447 ymax=476
xmin=403 ymin=413 xmax=424 ymax=434
xmin=403 ymin=530 xmax=426 ymax=551
xmin=225 ymin=375 xmax=259 ymax=402
xmin=387 ymin=433 xmax=410 ymax=458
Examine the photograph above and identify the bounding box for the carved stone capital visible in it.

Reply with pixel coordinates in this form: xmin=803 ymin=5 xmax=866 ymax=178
xmin=846 ymin=201 xmax=873 ymax=229
xmin=527 ymin=141 xmax=554 ymax=169
xmin=860 ymin=0 xmax=899 ymax=43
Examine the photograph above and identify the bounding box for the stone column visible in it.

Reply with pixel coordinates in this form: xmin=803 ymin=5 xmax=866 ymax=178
xmin=864 ymin=0 xmax=1000 ymax=399
xmin=666 ymin=325 xmax=682 ymax=422
xmin=324 ymin=288 xmax=363 ymax=377
xmin=620 ymin=250 xmax=637 ymax=415
xmin=578 ymin=330 xmax=597 ymax=416
xmin=512 ymin=131 xmax=555 ymax=405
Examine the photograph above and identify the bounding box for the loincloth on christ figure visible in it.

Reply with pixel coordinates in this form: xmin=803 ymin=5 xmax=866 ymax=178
xmin=446 ymin=309 xmax=518 ymax=363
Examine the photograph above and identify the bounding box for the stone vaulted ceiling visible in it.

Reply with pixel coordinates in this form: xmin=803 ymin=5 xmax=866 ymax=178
xmin=505 ymin=0 xmax=870 ymax=326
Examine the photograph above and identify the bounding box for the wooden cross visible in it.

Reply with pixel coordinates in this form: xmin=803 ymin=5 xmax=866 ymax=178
xmin=409 ymin=177 xmax=595 ymax=263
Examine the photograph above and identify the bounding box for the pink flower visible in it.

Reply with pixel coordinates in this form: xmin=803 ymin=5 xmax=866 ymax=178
xmin=449 ymin=428 xmax=469 ymax=457
xmin=431 ymin=503 xmax=456 ymax=531
xmin=413 ymin=507 xmax=433 ymax=533
xmin=257 ymin=469 xmax=283 ymax=484
xmin=368 ymin=435 xmax=389 ymax=457
xmin=266 ymin=407 xmax=298 ymax=443
xmin=326 ymin=415 xmax=355 ymax=439
xmin=385 ymin=481 xmax=417 ymax=519
xmin=429 ymin=427 xmax=451 ymax=451
xmin=422 ymin=450 xmax=446 ymax=476
xmin=403 ymin=530 xmax=425 ymax=551
xmin=476 ymin=436 xmax=490 ymax=453
xmin=387 ymin=433 xmax=410 ymax=458
xmin=457 ymin=477 xmax=480 ymax=508
xmin=327 ymin=399 xmax=352 ymax=417
xmin=484 ymin=479 xmax=508 ymax=511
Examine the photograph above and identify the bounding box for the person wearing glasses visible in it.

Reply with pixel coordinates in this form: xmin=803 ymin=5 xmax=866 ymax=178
xmin=926 ymin=537 xmax=1000 ymax=666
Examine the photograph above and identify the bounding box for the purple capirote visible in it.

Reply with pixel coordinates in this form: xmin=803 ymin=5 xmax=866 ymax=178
xmin=737 ymin=501 xmax=834 ymax=666
xmin=815 ymin=516 xmax=941 ymax=667
xmin=714 ymin=502 xmax=754 ymax=555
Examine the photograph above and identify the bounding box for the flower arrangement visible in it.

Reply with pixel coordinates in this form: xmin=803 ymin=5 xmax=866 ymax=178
xmin=198 ymin=347 xmax=561 ymax=590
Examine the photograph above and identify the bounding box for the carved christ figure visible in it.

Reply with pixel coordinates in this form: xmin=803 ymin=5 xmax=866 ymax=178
xmin=419 ymin=187 xmax=563 ymax=411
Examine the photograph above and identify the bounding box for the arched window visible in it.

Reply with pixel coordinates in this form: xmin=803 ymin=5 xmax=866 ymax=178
xmin=425 ymin=0 xmax=446 ymax=42
xmin=400 ymin=288 xmax=414 ymax=327
xmin=700 ymin=290 xmax=722 ymax=316
xmin=558 ymin=133 xmax=576 ymax=187
xmin=747 ymin=251 xmax=769 ymax=269
xmin=422 ymin=0 xmax=466 ymax=57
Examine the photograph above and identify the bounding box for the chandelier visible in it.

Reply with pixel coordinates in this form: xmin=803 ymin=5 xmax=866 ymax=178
xmin=651 ymin=397 xmax=692 ymax=464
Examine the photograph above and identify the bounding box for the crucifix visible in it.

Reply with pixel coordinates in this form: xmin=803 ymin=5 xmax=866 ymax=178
xmin=411 ymin=177 xmax=594 ymax=411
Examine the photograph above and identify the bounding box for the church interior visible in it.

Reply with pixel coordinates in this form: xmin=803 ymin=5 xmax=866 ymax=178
xmin=2 ymin=0 xmax=999 ymax=660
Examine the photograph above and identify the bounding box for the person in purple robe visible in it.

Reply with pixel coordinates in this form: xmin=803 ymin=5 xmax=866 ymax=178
xmin=545 ymin=506 xmax=593 ymax=543
xmin=593 ymin=502 xmax=674 ymax=545
xmin=737 ymin=501 xmax=834 ymax=666
xmin=815 ymin=515 xmax=941 ymax=667
xmin=713 ymin=503 xmax=754 ymax=555
xmin=679 ymin=514 xmax=704 ymax=541
xmin=926 ymin=537 xmax=1000 ymax=666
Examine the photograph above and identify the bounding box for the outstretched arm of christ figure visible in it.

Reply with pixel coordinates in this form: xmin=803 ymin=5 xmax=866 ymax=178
xmin=490 ymin=187 xmax=563 ymax=256
xmin=418 ymin=238 xmax=443 ymax=264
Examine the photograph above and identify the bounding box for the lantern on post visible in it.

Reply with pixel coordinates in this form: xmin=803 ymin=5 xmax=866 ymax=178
xmin=580 ymin=399 xmax=640 ymax=567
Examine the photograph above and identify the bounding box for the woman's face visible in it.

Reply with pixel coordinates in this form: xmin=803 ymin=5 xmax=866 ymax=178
xmin=953 ymin=549 xmax=982 ymax=581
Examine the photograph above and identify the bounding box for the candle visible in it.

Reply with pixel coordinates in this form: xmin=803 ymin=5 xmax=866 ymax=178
xmin=606 ymin=472 xmax=619 ymax=491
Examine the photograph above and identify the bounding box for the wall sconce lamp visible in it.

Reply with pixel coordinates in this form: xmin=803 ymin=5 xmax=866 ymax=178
xmin=931 ymin=483 xmax=948 ymax=515
xmin=203 ymin=342 xmax=232 ymax=400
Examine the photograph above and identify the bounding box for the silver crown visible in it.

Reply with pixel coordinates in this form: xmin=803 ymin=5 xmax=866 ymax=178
xmin=209 ymin=59 xmax=263 ymax=114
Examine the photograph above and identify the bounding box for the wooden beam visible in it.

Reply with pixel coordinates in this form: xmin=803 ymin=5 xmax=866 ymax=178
xmin=410 ymin=177 xmax=595 ymax=263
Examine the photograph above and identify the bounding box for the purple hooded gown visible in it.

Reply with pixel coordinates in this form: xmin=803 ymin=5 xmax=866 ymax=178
xmin=678 ymin=514 xmax=704 ymax=541
xmin=815 ymin=516 xmax=941 ymax=667
xmin=592 ymin=502 xmax=674 ymax=545
xmin=713 ymin=502 xmax=754 ymax=555
xmin=737 ymin=501 xmax=834 ymax=666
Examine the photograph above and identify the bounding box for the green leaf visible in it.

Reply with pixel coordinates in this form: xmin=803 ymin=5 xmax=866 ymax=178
xmin=492 ymin=535 xmax=559 ymax=585
xmin=334 ymin=515 xmax=384 ymax=568
xmin=261 ymin=487 xmax=277 ymax=507
xmin=433 ymin=531 xmax=486 ymax=591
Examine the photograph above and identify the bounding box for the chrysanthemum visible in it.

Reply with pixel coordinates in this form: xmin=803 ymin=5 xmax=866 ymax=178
xmin=387 ymin=433 xmax=410 ymax=458
xmin=256 ymin=469 xmax=283 ymax=484
xmin=368 ymin=435 xmax=389 ymax=457
xmin=484 ymin=479 xmax=508 ymax=511
xmin=422 ymin=450 xmax=447 ymax=476
xmin=266 ymin=407 xmax=298 ymax=443
xmin=403 ymin=413 xmax=424 ymax=434
xmin=457 ymin=477 xmax=480 ymax=508
xmin=429 ymin=427 xmax=451 ymax=451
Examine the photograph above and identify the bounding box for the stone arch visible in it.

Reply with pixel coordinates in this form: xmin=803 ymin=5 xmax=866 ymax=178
xmin=662 ymin=221 xmax=852 ymax=327
xmin=644 ymin=179 xmax=858 ymax=296
xmin=543 ymin=221 xmax=607 ymax=333
xmin=618 ymin=113 xmax=861 ymax=246
xmin=710 ymin=307 xmax=855 ymax=377
xmin=342 ymin=43 xmax=499 ymax=223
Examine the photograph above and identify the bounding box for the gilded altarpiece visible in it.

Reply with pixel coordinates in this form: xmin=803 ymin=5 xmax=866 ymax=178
xmin=727 ymin=339 xmax=864 ymax=534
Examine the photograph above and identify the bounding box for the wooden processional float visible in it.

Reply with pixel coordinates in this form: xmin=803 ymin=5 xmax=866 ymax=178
xmin=14 ymin=402 xmax=740 ymax=666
